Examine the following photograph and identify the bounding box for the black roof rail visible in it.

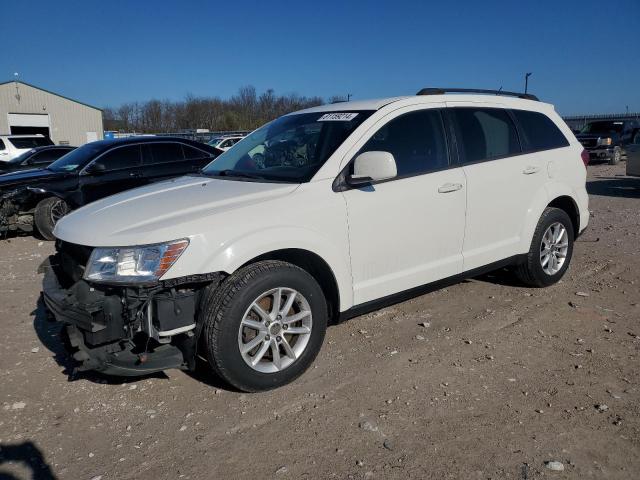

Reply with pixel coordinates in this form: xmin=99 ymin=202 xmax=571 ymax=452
xmin=416 ymin=87 xmax=539 ymax=101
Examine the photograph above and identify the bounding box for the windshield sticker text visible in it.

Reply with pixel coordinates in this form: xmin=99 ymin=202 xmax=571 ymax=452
xmin=317 ymin=113 xmax=359 ymax=122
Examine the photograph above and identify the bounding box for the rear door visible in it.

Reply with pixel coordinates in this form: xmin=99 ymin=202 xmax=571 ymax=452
xmin=79 ymin=144 xmax=144 ymax=204
xmin=447 ymin=104 xmax=546 ymax=270
xmin=141 ymin=142 xmax=190 ymax=182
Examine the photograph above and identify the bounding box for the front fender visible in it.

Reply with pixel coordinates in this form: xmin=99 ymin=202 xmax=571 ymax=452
xmin=166 ymin=226 xmax=354 ymax=311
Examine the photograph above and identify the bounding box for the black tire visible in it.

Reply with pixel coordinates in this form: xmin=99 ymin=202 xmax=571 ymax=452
xmin=515 ymin=207 xmax=574 ymax=288
xmin=34 ymin=197 xmax=70 ymax=241
xmin=202 ymin=260 xmax=327 ymax=392
xmin=609 ymin=146 xmax=622 ymax=165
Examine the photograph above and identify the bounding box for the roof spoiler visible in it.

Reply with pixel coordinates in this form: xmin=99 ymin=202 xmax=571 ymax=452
xmin=416 ymin=87 xmax=539 ymax=101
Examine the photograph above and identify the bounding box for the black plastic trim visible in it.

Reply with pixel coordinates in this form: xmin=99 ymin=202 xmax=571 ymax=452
xmin=417 ymin=87 xmax=539 ymax=101
xmin=338 ymin=255 xmax=525 ymax=322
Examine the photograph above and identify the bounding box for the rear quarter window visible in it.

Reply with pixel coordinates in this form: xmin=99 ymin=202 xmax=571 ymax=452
xmin=511 ymin=110 xmax=569 ymax=152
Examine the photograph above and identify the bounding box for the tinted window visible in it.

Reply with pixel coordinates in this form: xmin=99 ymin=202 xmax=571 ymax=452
xmin=144 ymin=143 xmax=184 ymax=164
xmin=8 ymin=137 xmax=53 ymax=149
xmin=97 ymin=145 xmax=141 ymax=171
xmin=0 ymin=139 xmax=5 ymax=150
xmin=451 ymin=108 xmax=520 ymax=163
xmin=30 ymin=149 xmax=69 ymax=164
xmin=512 ymin=110 xmax=570 ymax=152
xmin=357 ymin=109 xmax=448 ymax=177
xmin=182 ymin=144 xmax=208 ymax=159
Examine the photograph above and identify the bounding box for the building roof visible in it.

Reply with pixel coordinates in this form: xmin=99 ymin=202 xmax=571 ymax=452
xmin=0 ymin=80 xmax=102 ymax=111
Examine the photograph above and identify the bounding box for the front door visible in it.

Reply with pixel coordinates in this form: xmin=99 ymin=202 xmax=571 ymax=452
xmin=79 ymin=144 xmax=144 ymax=204
xmin=341 ymin=106 xmax=467 ymax=305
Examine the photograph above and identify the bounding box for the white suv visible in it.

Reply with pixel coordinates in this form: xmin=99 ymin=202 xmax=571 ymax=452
xmin=43 ymin=88 xmax=589 ymax=392
xmin=0 ymin=134 xmax=54 ymax=161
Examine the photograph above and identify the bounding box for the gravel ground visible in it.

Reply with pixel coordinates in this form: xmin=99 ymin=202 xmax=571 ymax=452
xmin=0 ymin=162 xmax=639 ymax=480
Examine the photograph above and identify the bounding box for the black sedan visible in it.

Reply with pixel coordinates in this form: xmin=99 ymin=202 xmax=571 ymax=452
xmin=0 ymin=136 xmax=221 ymax=239
xmin=0 ymin=145 xmax=77 ymax=173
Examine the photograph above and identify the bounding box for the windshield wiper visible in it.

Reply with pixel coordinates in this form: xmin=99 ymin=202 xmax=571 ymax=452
xmin=213 ymin=169 xmax=264 ymax=180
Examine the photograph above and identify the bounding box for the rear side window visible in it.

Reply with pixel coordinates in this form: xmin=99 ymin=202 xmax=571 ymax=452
xmin=511 ymin=110 xmax=569 ymax=152
xmin=144 ymin=143 xmax=185 ymax=164
xmin=8 ymin=137 xmax=53 ymax=149
xmin=451 ymin=108 xmax=520 ymax=163
xmin=30 ymin=149 xmax=69 ymax=164
xmin=97 ymin=145 xmax=142 ymax=171
xmin=182 ymin=144 xmax=208 ymax=159
xmin=357 ymin=109 xmax=448 ymax=177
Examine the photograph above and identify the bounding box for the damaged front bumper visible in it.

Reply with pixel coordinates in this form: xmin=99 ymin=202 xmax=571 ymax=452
xmin=41 ymin=254 xmax=219 ymax=376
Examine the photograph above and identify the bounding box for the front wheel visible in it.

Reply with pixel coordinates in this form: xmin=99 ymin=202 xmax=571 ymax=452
xmin=609 ymin=146 xmax=622 ymax=165
xmin=515 ymin=207 xmax=574 ymax=287
xmin=34 ymin=197 xmax=69 ymax=240
xmin=201 ymin=260 xmax=327 ymax=392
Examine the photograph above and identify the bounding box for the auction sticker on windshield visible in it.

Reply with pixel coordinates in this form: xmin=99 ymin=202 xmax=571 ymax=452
xmin=318 ymin=113 xmax=359 ymax=121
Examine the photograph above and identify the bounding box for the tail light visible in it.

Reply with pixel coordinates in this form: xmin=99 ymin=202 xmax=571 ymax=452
xmin=580 ymin=149 xmax=589 ymax=167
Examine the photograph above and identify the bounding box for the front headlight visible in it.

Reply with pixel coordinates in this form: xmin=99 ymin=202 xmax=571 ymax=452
xmin=598 ymin=137 xmax=613 ymax=146
xmin=84 ymin=239 xmax=189 ymax=284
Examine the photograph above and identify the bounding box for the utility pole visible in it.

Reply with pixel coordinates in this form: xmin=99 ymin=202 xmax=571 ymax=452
xmin=346 ymin=93 xmax=352 ymax=102
xmin=524 ymin=72 xmax=532 ymax=94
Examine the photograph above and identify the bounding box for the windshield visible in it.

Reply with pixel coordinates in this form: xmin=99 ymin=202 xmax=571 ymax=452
xmin=581 ymin=121 xmax=624 ymax=135
xmin=48 ymin=144 xmax=105 ymax=172
xmin=202 ymin=111 xmax=373 ymax=182
xmin=208 ymin=138 xmax=224 ymax=147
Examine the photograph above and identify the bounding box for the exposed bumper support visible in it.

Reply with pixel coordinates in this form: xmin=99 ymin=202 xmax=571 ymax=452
xmin=41 ymin=257 xmax=202 ymax=376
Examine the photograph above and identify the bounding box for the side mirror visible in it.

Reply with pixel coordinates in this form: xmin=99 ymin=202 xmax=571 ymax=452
xmin=86 ymin=161 xmax=106 ymax=174
xmin=347 ymin=151 xmax=397 ymax=186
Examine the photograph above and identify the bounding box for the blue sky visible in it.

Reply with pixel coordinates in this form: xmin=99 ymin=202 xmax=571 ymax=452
xmin=5 ymin=0 xmax=639 ymax=115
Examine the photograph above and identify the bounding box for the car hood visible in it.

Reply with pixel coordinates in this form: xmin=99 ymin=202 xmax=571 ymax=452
xmin=0 ymin=168 xmax=65 ymax=190
xmin=54 ymin=175 xmax=300 ymax=246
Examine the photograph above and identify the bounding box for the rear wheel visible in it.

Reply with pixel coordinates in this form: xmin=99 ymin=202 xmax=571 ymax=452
xmin=34 ymin=197 xmax=69 ymax=240
xmin=202 ymin=260 xmax=327 ymax=392
xmin=515 ymin=207 xmax=574 ymax=287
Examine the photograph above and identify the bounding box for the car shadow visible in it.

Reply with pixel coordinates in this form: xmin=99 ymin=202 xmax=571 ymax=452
xmin=32 ymin=295 xmax=168 ymax=385
xmin=0 ymin=440 xmax=57 ymax=480
xmin=587 ymin=176 xmax=640 ymax=199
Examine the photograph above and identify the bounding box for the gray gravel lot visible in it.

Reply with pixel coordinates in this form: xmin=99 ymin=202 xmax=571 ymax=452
xmin=1 ymin=162 xmax=639 ymax=480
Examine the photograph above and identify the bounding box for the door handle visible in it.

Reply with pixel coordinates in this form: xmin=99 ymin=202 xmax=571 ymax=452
xmin=438 ymin=183 xmax=463 ymax=193
xmin=129 ymin=172 xmax=143 ymax=178
xmin=522 ymin=166 xmax=540 ymax=175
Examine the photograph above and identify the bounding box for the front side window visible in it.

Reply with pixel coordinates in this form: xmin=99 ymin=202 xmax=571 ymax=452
xmin=355 ymin=109 xmax=448 ymax=177
xmin=512 ymin=110 xmax=569 ymax=152
xmin=96 ymin=145 xmax=142 ymax=171
xmin=451 ymin=108 xmax=520 ymax=163
xmin=202 ymin=111 xmax=374 ymax=182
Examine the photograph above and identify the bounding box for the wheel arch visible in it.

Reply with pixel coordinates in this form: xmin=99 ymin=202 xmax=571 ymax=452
xmin=547 ymin=195 xmax=580 ymax=236
xmin=243 ymin=249 xmax=341 ymax=324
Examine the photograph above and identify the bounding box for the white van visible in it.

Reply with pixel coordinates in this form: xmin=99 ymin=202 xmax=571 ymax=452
xmin=44 ymin=88 xmax=590 ymax=392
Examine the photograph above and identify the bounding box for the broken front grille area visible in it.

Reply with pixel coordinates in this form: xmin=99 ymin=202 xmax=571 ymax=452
xmin=54 ymin=240 xmax=94 ymax=286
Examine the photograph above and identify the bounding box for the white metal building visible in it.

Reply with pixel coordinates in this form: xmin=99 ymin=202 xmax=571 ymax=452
xmin=0 ymin=80 xmax=103 ymax=146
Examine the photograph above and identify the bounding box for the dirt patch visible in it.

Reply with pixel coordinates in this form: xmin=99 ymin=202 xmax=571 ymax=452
xmin=1 ymin=163 xmax=639 ymax=479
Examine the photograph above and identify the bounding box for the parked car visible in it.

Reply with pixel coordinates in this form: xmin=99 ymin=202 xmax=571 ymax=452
xmin=626 ymin=139 xmax=640 ymax=177
xmin=43 ymin=88 xmax=589 ymax=392
xmin=0 ymin=136 xmax=220 ymax=239
xmin=575 ymin=119 xmax=640 ymax=165
xmin=0 ymin=134 xmax=54 ymax=161
xmin=0 ymin=145 xmax=76 ymax=173
xmin=208 ymin=135 xmax=245 ymax=151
